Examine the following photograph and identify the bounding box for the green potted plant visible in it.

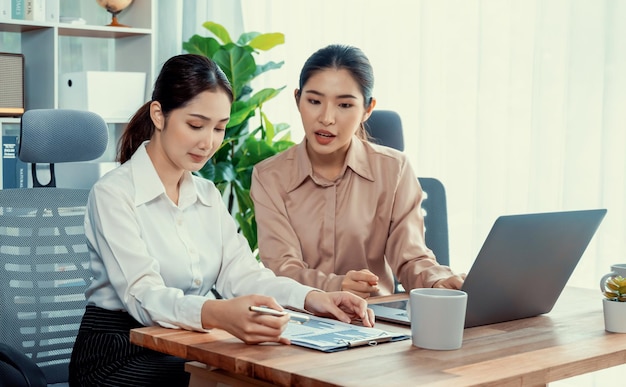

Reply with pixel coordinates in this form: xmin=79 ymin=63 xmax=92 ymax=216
xmin=602 ymin=275 xmax=626 ymax=333
xmin=183 ymin=22 xmax=295 ymax=253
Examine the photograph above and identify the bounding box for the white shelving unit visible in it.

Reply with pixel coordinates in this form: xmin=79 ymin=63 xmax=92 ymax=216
xmin=0 ymin=0 xmax=156 ymax=188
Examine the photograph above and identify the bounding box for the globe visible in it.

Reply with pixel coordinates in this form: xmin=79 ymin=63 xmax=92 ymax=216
xmin=96 ymin=0 xmax=134 ymax=27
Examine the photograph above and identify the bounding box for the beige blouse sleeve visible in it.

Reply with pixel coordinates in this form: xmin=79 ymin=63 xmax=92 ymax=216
xmin=387 ymin=159 xmax=456 ymax=289
xmin=251 ymin=167 xmax=345 ymax=291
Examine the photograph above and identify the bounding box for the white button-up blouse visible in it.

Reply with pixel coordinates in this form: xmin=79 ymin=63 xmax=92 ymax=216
xmin=84 ymin=142 xmax=314 ymax=331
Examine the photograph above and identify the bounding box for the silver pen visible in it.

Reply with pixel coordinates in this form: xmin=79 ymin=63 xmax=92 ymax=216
xmin=249 ymin=305 xmax=310 ymax=323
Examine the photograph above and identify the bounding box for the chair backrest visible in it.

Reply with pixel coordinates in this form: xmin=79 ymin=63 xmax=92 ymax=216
xmin=364 ymin=110 xmax=405 ymax=151
xmin=0 ymin=109 xmax=107 ymax=385
xmin=417 ymin=177 xmax=450 ymax=266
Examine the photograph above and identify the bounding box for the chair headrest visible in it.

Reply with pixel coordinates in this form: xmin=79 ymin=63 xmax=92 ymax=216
xmin=18 ymin=109 xmax=109 ymax=164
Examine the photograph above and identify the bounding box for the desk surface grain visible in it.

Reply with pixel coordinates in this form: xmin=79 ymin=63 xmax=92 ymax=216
xmin=130 ymin=288 xmax=626 ymax=387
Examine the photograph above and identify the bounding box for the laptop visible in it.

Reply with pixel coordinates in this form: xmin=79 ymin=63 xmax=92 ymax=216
xmin=369 ymin=209 xmax=607 ymax=328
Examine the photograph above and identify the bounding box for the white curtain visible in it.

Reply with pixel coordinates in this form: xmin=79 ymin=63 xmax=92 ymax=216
xmin=236 ymin=0 xmax=626 ymax=293
xmin=155 ymin=0 xmax=245 ymax=69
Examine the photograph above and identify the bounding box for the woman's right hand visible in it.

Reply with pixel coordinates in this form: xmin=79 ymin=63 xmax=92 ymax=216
xmin=200 ymin=295 xmax=291 ymax=345
xmin=342 ymin=269 xmax=380 ymax=298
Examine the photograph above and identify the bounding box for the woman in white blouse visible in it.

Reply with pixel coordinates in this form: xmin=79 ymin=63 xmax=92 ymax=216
xmin=68 ymin=54 xmax=373 ymax=387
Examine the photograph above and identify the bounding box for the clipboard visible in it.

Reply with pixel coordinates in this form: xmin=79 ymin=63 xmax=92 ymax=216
xmin=282 ymin=311 xmax=410 ymax=352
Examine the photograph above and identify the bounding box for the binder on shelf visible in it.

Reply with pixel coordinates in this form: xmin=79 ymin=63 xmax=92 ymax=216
xmin=0 ymin=0 xmax=11 ymax=20
xmin=2 ymin=135 xmax=16 ymax=189
xmin=1 ymin=122 xmax=27 ymax=189
xmin=44 ymin=0 xmax=57 ymax=22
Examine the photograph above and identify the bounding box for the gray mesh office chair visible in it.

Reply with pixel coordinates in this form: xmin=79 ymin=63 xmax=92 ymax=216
xmin=364 ymin=110 xmax=450 ymax=266
xmin=0 ymin=109 xmax=108 ymax=387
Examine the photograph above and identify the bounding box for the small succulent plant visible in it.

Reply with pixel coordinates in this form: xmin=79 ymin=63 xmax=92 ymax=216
xmin=603 ymin=276 xmax=626 ymax=302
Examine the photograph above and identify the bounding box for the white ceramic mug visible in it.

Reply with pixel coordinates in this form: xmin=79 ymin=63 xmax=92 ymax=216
xmin=409 ymin=288 xmax=467 ymax=350
xmin=599 ymin=264 xmax=626 ymax=293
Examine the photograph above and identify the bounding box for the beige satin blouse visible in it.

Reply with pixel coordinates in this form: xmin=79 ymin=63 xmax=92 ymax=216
xmin=251 ymin=138 xmax=455 ymax=296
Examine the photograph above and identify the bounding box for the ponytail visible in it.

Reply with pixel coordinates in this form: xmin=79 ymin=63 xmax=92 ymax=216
xmin=117 ymin=102 xmax=154 ymax=164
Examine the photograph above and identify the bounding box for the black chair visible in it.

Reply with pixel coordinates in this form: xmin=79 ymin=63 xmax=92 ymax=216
xmin=416 ymin=177 xmax=450 ymax=266
xmin=364 ymin=109 xmax=404 ymax=151
xmin=0 ymin=109 xmax=108 ymax=387
xmin=364 ymin=110 xmax=450 ymax=267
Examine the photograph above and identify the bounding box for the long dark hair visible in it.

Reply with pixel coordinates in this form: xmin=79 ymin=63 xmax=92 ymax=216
xmin=117 ymin=54 xmax=234 ymax=163
xmin=297 ymin=44 xmax=375 ymax=140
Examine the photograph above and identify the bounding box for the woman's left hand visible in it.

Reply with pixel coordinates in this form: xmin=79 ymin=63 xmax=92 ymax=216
xmin=303 ymin=291 xmax=375 ymax=327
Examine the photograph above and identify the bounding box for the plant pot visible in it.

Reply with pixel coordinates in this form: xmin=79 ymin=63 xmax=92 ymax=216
xmin=603 ymin=298 xmax=626 ymax=333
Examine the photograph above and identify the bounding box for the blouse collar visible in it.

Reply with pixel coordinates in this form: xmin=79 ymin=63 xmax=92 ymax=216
xmin=130 ymin=141 xmax=212 ymax=208
xmin=288 ymin=137 xmax=375 ymax=192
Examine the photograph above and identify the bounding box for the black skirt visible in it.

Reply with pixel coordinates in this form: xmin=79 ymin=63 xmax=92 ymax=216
xmin=69 ymin=305 xmax=189 ymax=387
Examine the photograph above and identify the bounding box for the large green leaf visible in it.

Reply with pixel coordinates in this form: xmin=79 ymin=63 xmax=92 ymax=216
xmin=228 ymin=99 xmax=259 ymax=126
xmin=237 ymin=137 xmax=278 ymax=168
xmin=197 ymin=160 xmax=215 ymax=181
xmin=255 ymin=61 xmax=284 ymax=77
xmin=233 ymin=180 xmax=255 ymax=215
xmin=234 ymin=208 xmax=257 ymax=251
xmin=235 ymin=166 xmax=254 ymax=192
xmin=182 ymin=35 xmax=221 ymax=57
xmin=213 ymin=161 xmax=237 ymax=183
xmin=237 ymin=31 xmax=261 ymax=46
xmin=239 ymin=84 xmax=253 ymax=100
xmin=261 ymin=111 xmax=275 ymax=142
xmin=202 ymin=21 xmax=232 ymax=44
xmin=248 ymin=33 xmax=285 ymax=51
xmin=273 ymin=140 xmax=295 ymax=153
xmin=274 ymin=123 xmax=291 ymax=134
xmin=213 ymin=46 xmax=256 ymax=100
xmin=248 ymin=87 xmax=286 ymax=107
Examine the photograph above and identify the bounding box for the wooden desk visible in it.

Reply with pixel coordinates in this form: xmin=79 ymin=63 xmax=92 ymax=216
xmin=130 ymin=287 xmax=626 ymax=386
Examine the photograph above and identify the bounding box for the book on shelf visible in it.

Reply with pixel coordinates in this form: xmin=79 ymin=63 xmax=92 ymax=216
xmin=16 ymin=148 xmax=27 ymax=187
xmin=2 ymin=130 xmax=27 ymax=189
xmin=24 ymin=0 xmax=44 ymax=21
xmin=11 ymin=0 xmax=23 ymax=20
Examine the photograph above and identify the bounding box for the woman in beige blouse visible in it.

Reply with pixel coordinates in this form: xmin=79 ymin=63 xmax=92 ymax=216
xmin=250 ymin=45 xmax=465 ymax=298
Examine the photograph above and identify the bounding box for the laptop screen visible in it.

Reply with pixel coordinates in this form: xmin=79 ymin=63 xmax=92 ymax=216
xmin=369 ymin=209 xmax=607 ymax=328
